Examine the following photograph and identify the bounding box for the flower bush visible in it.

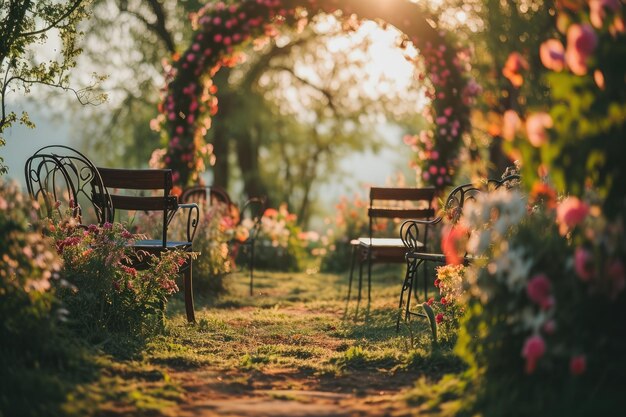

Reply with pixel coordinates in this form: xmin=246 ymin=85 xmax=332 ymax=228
xmin=250 ymin=203 xmax=306 ymax=271
xmin=49 ymin=219 xmax=190 ymax=338
xmin=456 ymin=185 xmax=626 ymax=415
xmin=425 ymin=264 xmax=466 ymax=345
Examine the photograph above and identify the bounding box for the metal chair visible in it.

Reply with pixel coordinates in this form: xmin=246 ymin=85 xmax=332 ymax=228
xmin=346 ymin=187 xmax=437 ymax=304
xmin=95 ymin=167 xmax=199 ymax=323
xmin=396 ymin=175 xmax=520 ymax=330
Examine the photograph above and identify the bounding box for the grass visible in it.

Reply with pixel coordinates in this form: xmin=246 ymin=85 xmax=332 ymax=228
xmin=20 ymin=265 xmax=464 ymax=416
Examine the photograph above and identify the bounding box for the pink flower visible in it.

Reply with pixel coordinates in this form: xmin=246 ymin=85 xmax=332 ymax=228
xmin=527 ymin=274 xmax=554 ymax=310
xmin=502 ymin=110 xmax=521 ymax=141
xmin=525 ymin=112 xmax=553 ymax=147
xmin=522 ymin=335 xmax=546 ymax=374
xmin=440 ymin=297 xmax=448 ymax=305
xmin=589 ymin=0 xmax=621 ymax=29
xmin=214 ymin=34 xmax=223 ymax=43
xmin=427 ymin=297 xmax=434 ymax=306
xmin=570 ymin=355 xmax=586 ymax=375
xmin=434 ymin=278 xmax=441 ymax=288
xmin=565 ymin=24 xmax=598 ymax=76
xmin=574 ymin=247 xmax=594 ymax=281
xmin=556 ymin=196 xmax=589 ymax=235
xmin=435 ymin=313 xmax=444 ymax=324
xmin=540 ymin=39 xmax=566 ymax=72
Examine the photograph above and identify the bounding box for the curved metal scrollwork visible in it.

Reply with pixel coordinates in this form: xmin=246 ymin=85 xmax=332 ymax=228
xmin=24 ymin=145 xmax=112 ymax=225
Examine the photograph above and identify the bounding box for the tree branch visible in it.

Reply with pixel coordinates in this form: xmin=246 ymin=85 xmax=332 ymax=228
xmin=19 ymin=0 xmax=84 ymax=37
xmin=270 ymin=64 xmax=336 ymax=111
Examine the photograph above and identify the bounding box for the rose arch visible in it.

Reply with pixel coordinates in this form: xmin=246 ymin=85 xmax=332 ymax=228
xmin=155 ymin=0 xmax=477 ymax=189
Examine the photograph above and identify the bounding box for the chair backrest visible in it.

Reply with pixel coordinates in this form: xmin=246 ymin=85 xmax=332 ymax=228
xmin=368 ymin=187 xmax=436 ymax=237
xmin=95 ymin=167 xmax=178 ymax=247
xmin=24 ymin=145 xmax=111 ymax=225
xmin=401 ymin=175 xmax=521 ymax=253
xmin=181 ymin=186 xmax=232 ymax=207
xmin=240 ymin=197 xmax=267 ymax=240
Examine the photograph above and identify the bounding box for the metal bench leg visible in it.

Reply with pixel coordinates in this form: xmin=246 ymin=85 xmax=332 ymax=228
xmin=183 ymin=261 xmax=195 ymax=323
xmin=346 ymin=245 xmax=357 ymax=305
xmin=357 ymin=253 xmax=364 ymax=303
xmin=367 ymin=248 xmax=372 ymax=302
xmin=396 ymin=261 xmax=412 ymax=331
xmin=249 ymin=242 xmax=255 ymax=296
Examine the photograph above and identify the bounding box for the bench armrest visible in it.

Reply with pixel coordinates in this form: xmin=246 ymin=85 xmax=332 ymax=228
xmin=176 ymin=203 xmax=200 ymax=243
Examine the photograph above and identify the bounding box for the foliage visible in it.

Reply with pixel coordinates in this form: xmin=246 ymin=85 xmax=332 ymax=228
xmin=49 ymin=219 xmax=190 ymax=339
xmin=319 ymin=191 xmax=369 ymax=272
xmin=0 ymin=0 xmax=94 ymax=174
xmin=251 ymin=204 xmax=306 ymax=271
xmin=188 ymin=201 xmax=237 ymax=296
xmin=455 ymin=186 xmax=626 ymax=416
xmin=424 ymin=264 xmax=466 ymax=345
xmin=0 ymin=180 xmax=83 ymax=417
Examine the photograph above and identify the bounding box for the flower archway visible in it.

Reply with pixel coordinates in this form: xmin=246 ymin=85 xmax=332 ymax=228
xmin=156 ymin=0 xmax=476 ymax=188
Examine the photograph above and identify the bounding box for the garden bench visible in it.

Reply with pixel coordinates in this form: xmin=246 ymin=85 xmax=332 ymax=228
xmin=396 ymin=175 xmax=520 ymax=330
xmin=346 ymin=186 xmax=436 ymax=305
xmin=181 ymin=186 xmax=266 ymax=296
xmin=25 ymin=145 xmax=199 ymax=323
xmin=95 ymin=167 xmax=199 ymax=323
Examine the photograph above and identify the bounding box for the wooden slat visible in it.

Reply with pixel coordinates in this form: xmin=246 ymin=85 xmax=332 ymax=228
xmin=370 ymin=187 xmax=436 ymax=201
xmin=97 ymin=167 xmax=171 ymax=190
xmin=110 ymin=195 xmax=175 ymax=211
xmin=368 ymin=207 xmax=435 ymax=219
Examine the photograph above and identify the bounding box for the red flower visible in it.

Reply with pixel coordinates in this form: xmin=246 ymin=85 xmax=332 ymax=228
xmin=427 ymin=297 xmax=434 ymax=306
xmin=435 ymin=313 xmax=444 ymax=324
xmin=440 ymin=297 xmax=448 ymax=305
xmin=570 ymin=355 xmax=586 ymax=375
xmin=522 ymin=335 xmax=546 ymax=374
xmin=526 ymin=274 xmax=554 ymax=310
xmin=441 ymin=225 xmax=468 ymax=266
xmin=434 ymin=279 xmax=441 ymax=288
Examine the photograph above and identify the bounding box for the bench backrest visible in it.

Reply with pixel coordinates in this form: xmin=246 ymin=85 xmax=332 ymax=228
xmin=96 ymin=167 xmax=178 ymax=247
xmin=24 ymin=145 xmax=111 ymax=225
xmin=367 ymin=187 xmax=436 ymax=246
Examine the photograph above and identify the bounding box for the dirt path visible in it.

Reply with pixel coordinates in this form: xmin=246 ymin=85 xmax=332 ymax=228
xmin=159 ymin=303 xmax=418 ymax=417
xmin=169 ymin=367 xmax=415 ymax=417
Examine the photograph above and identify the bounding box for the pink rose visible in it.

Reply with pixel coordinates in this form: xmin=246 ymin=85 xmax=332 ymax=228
xmin=565 ymin=24 xmax=598 ymax=75
xmin=526 ymin=274 xmax=554 ymax=310
xmin=525 ymin=112 xmax=553 ymax=147
xmin=556 ymin=196 xmax=589 ymax=235
xmin=570 ymin=355 xmax=586 ymax=375
xmin=540 ymin=39 xmax=566 ymax=72
xmin=574 ymin=247 xmax=594 ymax=281
xmin=522 ymin=335 xmax=546 ymax=374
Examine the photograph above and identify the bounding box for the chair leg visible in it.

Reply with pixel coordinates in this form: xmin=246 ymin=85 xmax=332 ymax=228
xmin=396 ymin=262 xmax=411 ymax=332
xmin=346 ymin=245 xmax=357 ymax=304
xmin=357 ymin=253 xmax=364 ymax=303
xmin=183 ymin=260 xmax=195 ymax=323
xmin=367 ymin=248 xmax=372 ymax=302
xmin=249 ymin=242 xmax=255 ymax=296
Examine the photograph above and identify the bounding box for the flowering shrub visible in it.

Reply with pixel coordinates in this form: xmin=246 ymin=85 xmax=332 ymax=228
xmin=50 ymin=220 xmax=190 ymax=337
xmin=425 ymin=264 xmax=466 ymax=344
xmin=320 ymin=192 xmax=369 ymax=272
xmin=192 ymin=202 xmax=237 ymax=295
xmin=251 ymin=203 xmax=306 ymax=271
xmin=456 ymin=185 xmax=626 ymax=415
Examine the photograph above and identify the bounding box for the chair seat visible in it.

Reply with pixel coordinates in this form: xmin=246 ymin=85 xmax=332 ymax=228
xmin=353 ymin=237 xmax=425 ymax=249
xmin=133 ymin=239 xmax=192 ymax=250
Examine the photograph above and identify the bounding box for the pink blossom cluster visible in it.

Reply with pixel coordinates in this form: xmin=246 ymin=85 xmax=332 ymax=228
xmin=541 ymin=1 xmax=623 ymax=77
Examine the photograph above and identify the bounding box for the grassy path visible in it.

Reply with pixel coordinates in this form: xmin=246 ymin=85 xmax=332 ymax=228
xmin=69 ymin=269 xmax=462 ymax=416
